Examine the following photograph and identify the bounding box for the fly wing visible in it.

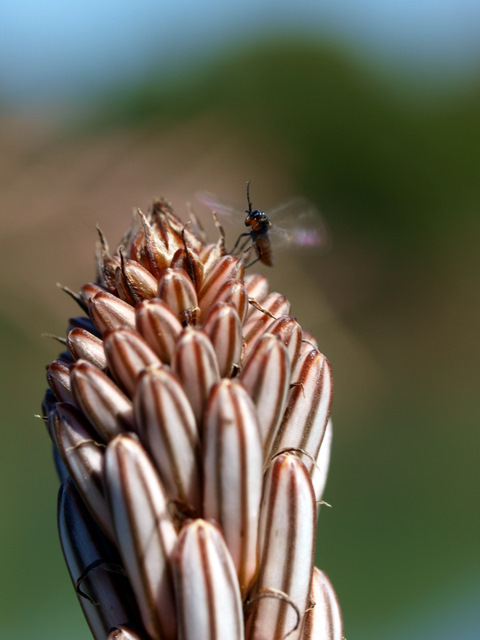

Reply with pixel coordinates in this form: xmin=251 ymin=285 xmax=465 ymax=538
xmin=195 ymin=191 xmax=245 ymax=220
xmin=269 ymin=197 xmax=329 ymax=249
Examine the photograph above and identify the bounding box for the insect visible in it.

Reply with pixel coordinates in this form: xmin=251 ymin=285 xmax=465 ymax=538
xmin=196 ymin=182 xmax=327 ymax=267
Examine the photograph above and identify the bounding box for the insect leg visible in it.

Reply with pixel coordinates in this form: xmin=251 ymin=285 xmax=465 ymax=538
xmin=231 ymin=231 xmax=253 ymax=254
xmin=244 ymin=244 xmax=262 ymax=268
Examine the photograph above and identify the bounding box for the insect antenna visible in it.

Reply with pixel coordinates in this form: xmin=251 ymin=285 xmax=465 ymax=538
xmin=246 ymin=180 xmax=253 ymax=213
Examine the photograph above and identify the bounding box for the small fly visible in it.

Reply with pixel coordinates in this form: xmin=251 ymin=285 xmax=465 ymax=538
xmin=196 ymin=182 xmax=327 ymax=267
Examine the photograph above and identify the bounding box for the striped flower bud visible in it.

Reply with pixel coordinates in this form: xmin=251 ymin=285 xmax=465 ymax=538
xmin=66 ymin=327 xmax=108 ymax=370
xmin=46 ymin=359 xmax=75 ymax=405
xmin=135 ymin=297 xmax=182 ymax=364
xmin=59 ymin=480 xmax=143 ymax=640
xmin=103 ymin=328 xmax=160 ymax=397
xmin=105 ymin=434 xmax=178 ymax=640
xmin=243 ymin=292 xmax=291 ymax=358
xmin=203 ymin=379 xmax=263 ymax=593
xmin=271 ymin=347 xmax=333 ymax=473
xmin=107 ymin=626 xmax=144 ymax=640
xmin=240 ymin=334 xmax=290 ymax=456
xmin=202 ymin=302 xmax=243 ymax=377
xmin=42 ymin=196 xmax=343 ymax=638
xmin=115 ymin=253 xmax=159 ymax=305
xmin=70 ymin=359 xmax=135 ymax=440
xmin=157 ymin=267 xmax=199 ymax=322
xmin=246 ymin=453 xmax=316 ymax=640
xmin=302 ymin=568 xmax=344 ymax=640
xmin=198 ymin=254 xmax=244 ymax=317
xmin=171 ymin=327 xmax=220 ymax=424
xmin=174 ymin=519 xmax=245 ymax=640
xmin=50 ymin=403 xmax=114 ymax=541
xmin=89 ymin=290 xmax=136 ymax=334
xmin=134 ymin=366 xmax=202 ymax=512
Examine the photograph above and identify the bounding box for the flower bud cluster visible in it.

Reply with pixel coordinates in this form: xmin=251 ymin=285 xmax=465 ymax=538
xmin=43 ymin=198 xmax=343 ymax=639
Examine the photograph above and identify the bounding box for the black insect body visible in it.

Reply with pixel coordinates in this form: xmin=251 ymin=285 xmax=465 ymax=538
xmin=196 ymin=182 xmax=327 ymax=268
xmin=230 ymin=183 xmax=274 ymax=266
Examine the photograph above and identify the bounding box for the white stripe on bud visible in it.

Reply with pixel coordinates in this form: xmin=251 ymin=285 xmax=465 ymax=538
xmin=243 ymin=293 xmax=291 ymax=358
xmin=104 ymin=435 xmax=178 ymax=640
xmin=135 ymin=298 xmax=183 ymax=364
xmin=157 ymin=267 xmax=198 ymax=320
xmin=66 ymin=327 xmax=107 ymax=370
xmin=203 ymin=380 xmax=263 ymax=593
xmin=246 ymin=453 xmax=316 ymax=640
xmin=174 ymin=519 xmax=245 ymax=640
xmin=70 ymin=359 xmax=135 ymax=441
xmin=171 ymin=328 xmax=220 ymax=424
xmin=50 ymin=403 xmax=114 ymax=541
xmin=198 ymin=255 xmax=244 ymax=317
xmin=302 ymin=568 xmax=343 ymax=640
xmin=240 ymin=334 xmax=290 ymax=457
xmin=58 ymin=480 xmax=142 ymax=640
xmin=270 ymin=349 xmax=333 ymax=471
xmin=311 ymin=418 xmax=333 ymax=506
xmin=202 ymin=302 xmax=243 ymax=378
xmin=134 ymin=366 xmax=202 ymax=512
xmin=103 ymin=328 xmax=160 ymax=397
xmin=89 ymin=290 xmax=136 ymax=335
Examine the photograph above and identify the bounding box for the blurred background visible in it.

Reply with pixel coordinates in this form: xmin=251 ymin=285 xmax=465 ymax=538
xmin=1 ymin=1 xmax=479 ymax=638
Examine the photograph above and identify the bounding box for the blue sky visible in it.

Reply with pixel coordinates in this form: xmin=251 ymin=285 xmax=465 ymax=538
xmin=1 ymin=0 xmax=480 ymax=105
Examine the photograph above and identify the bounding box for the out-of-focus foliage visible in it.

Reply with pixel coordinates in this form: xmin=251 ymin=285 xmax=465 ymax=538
xmin=89 ymin=38 xmax=480 ymax=252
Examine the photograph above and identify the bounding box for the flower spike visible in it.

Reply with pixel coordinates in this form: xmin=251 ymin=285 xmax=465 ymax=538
xmin=42 ymin=192 xmax=343 ymax=638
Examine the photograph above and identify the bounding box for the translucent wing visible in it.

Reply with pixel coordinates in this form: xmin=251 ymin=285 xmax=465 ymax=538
xmin=269 ymin=197 xmax=329 ymax=249
xmin=196 ymin=190 xmax=328 ymax=253
xmin=195 ymin=191 xmax=246 ymax=221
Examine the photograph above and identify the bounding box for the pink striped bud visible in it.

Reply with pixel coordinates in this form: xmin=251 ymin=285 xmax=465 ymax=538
xmin=246 ymin=453 xmax=316 ymax=640
xmin=240 ymin=334 xmax=291 ymax=456
xmin=115 ymin=254 xmax=158 ymax=304
xmin=243 ymin=292 xmax=291 ymax=358
xmin=70 ymin=359 xmax=135 ymax=440
xmin=302 ymin=568 xmax=344 ymax=640
xmin=103 ymin=328 xmax=161 ymax=397
xmin=135 ymin=297 xmax=183 ymax=364
xmin=157 ymin=267 xmax=198 ymax=322
xmin=134 ymin=366 xmax=202 ymax=512
xmin=203 ymin=380 xmax=263 ymax=593
xmin=174 ymin=519 xmax=245 ymax=640
xmin=66 ymin=327 xmax=107 ymax=370
xmin=202 ymin=302 xmax=243 ymax=377
xmin=46 ymin=359 xmax=74 ymax=404
xmin=89 ymin=290 xmax=136 ymax=335
xmin=271 ymin=349 xmax=333 ymax=470
xmin=104 ymin=435 xmax=178 ymax=640
xmin=198 ymin=255 xmax=244 ymax=317
xmin=50 ymin=403 xmax=114 ymax=541
xmin=171 ymin=328 xmax=220 ymax=424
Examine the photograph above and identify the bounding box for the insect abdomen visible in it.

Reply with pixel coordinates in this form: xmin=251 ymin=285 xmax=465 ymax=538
xmin=256 ymin=235 xmax=274 ymax=266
